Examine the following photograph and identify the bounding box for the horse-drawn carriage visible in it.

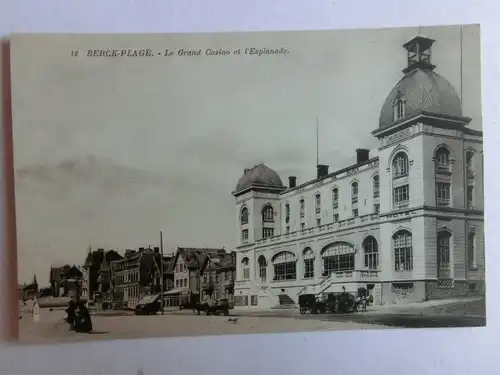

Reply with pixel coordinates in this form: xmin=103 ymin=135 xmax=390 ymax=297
xmin=298 ymin=287 xmax=373 ymax=315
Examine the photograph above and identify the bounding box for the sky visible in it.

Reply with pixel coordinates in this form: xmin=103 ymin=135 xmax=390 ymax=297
xmin=10 ymin=25 xmax=482 ymax=285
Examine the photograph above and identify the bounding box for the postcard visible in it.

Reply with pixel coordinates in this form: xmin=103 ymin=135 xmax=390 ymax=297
xmin=9 ymin=25 xmax=485 ymax=345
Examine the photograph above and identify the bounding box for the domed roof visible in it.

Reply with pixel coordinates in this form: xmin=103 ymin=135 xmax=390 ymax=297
xmin=378 ymin=68 xmax=462 ymax=129
xmin=235 ymin=163 xmax=283 ymax=192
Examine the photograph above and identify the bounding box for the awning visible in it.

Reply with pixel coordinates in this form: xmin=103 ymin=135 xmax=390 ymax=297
xmin=138 ymin=294 xmax=160 ymax=305
xmin=164 ymin=288 xmax=190 ymax=296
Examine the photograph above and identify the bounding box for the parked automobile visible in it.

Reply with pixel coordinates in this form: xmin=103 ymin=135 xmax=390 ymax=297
xmin=193 ymin=297 xmax=233 ymax=316
xmin=134 ymin=294 xmax=161 ymax=315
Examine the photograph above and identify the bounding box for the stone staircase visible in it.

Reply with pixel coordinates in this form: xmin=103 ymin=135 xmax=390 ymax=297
xmin=298 ymin=273 xmax=335 ymax=296
xmin=270 ymin=294 xmax=297 ymax=309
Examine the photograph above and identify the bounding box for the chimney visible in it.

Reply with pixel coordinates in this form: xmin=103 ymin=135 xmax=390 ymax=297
xmin=288 ymin=176 xmax=297 ymax=188
xmin=316 ymin=164 xmax=329 ymax=179
xmin=356 ymin=149 xmax=370 ymax=164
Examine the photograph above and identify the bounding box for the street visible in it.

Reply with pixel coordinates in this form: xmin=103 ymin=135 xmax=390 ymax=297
xmin=18 ymin=296 xmax=485 ymax=344
xmin=18 ymin=307 xmax=391 ymax=345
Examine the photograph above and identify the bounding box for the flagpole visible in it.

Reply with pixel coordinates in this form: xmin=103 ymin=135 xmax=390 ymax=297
xmin=316 ymin=116 xmax=319 ymax=166
xmin=160 ymin=231 xmax=164 ymax=315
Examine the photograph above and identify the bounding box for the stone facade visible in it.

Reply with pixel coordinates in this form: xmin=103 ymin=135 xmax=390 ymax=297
xmin=231 ymin=34 xmax=485 ymax=308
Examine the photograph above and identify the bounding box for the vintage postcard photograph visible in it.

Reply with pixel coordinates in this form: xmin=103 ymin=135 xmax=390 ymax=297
xmin=10 ymin=25 xmax=485 ymax=345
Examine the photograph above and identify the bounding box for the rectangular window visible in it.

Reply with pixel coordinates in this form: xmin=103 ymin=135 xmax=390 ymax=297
xmin=300 ymin=200 xmax=305 ymax=218
xmin=468 ymin=233 xmax=476 ymax=268
xmin=315 ymin=195 xmax=321 ymax=214
xmin=273 ymin=261 xmax=296 ymax=281
xmin=332 ymin=189 xmax=339 ymax=209
xmin=467 ymin=186 xmax=474 ymax=208
xmin=374 ymin=203 xmax=380 ymax=214
xmin=241 ymin=229 xmax=249 ymax=243
xmin=394 ymin=235 xmax=413 ymax=271
xmin=393 ymin=184 xmax=410 ymax=209
xmin=333 ymin=214 xmax=339 ymax=223
xmin=438 ymin=234 xmax=450 ymax=271
xmin=323 ymin=254 xmax=355 ymax=275
xmin=285 ymin=204 xmax=290 ymax=223
xmin=304 ymin=259 xmax=314 ymax=278
xmin=243 ymin=268 xmax=250 ymax=279
xmin=262 ymin=228 xmax=274 ymax=239
xmin=436 ymin=183 xmax=451 ymax=207
xmin=352 ymin=209 xmax=358 ymax=217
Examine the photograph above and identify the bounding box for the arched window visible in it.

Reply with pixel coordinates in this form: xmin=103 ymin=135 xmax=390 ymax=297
xmin=363 ymin=236 xmax=378 ymax=270
xmin=394 ymin=98 xmax=406 ymax=121
xmin=332 ymin=188 xmax=339 ymax=209
xmin=299 ymin=199 xmax=305 ymax=218
xmin=393 ymin=230 xmax=413 ymax=271
xmin=285 ymin=203 xmax=290 ymax=223
xmin=351 ymin=182 xmax=358 ymax=203
xmin=373 ymin=175 xmax=380 ymax=198
xmin=258 ymin=255 xmax=267 ymax=283
xmin=437 ymin=230 xmax=451 ymax=278
xmin=315 ymin=194 xmax=321 ymax=214
xmin=435 ymin=147 xmax=451 ymax=171
xmin=262 ymin=205 xmax=274 ymax=222
xmin=240 ymin=207 xmax=249 ymax=225
xmin=272 ymin=251 xmax=297 ymax=281
xmin=303 ymin=248 xmax=314 ymax=278
xmin=392 ymin=152 xmax=409 ymax=179
xmin=468 ymin=232 xmax=476 ymax=269
xmin=241 ymin=257 xmax=250 ymax=280
xmin=321 ymin=242 xmax=355 ymax=276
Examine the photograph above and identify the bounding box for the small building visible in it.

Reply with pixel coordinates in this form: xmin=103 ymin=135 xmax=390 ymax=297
xmin=18 ymin=274 xmax=38 ymax=301
xmin=200 ymin=251 xmax=236 ymax=304
xmin=81 ymin=248 xmax=123 ymax=304
xmin=110 ymin=247 xmax=164 ymax=309
xmin=164 ymin=247 xmax=227 ymax=307
xmin=49 ymin=266 xmax=82 ymax=298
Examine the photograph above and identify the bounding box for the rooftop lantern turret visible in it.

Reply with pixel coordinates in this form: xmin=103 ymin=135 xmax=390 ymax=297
xmin=402 ymin=35 xmax=436 ymax=74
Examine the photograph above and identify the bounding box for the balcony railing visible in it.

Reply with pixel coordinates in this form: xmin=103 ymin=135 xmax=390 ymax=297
xmin=394 ymin=200 xmax=409 ymax=210
xmin=435 ymin=164 xmax=451 ymax=174
xmin=467 ymin=169 xmax=475 ymax=179
xmin=253 ymin=213 xmax=380 ymax=247
xmin=437 ymin=198 xmax=450 ymax=207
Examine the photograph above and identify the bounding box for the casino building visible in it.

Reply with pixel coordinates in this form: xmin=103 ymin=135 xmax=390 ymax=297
xmin=231 ymin=34 xmax=485 ymax=308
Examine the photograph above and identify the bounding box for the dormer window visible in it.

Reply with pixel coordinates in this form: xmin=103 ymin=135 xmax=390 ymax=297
xmin=393 ymin=98 xmax=406 ymax=121
xmin=240 ymin=207 xmax=249 ymax=225
xmin=262 ymin=205 xmax=274 ymax=222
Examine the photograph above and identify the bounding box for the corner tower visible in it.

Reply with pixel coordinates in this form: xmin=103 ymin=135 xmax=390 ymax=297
xmin=373 ymin=32 xmax=483 ymax=303
xmin=232 ymin=164 xmax=286 ymax=248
